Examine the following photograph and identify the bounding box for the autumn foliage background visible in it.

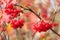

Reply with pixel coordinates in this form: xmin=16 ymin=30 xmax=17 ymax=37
xmin=0 ymin=0 xmax=60 ymax=40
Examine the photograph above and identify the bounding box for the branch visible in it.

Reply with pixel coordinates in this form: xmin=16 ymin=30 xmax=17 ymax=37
xmin=15 ymin=4 xmax=60 ymax=37
xmin=14 ymin=4 xmax=41 ymax=19
xmin=50 ymin=28 xmax=60 ymax=37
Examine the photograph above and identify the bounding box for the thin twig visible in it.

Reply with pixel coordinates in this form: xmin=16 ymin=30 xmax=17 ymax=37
xmin=28 ymin=8 xmax=41 ymax=19
xmin=14 ymin=4 xmax=41 ymax=19
xmin=14 ymin=4 xmax=29 ymax=10
xmin=50 ymin=11 xmax=60 ymax=37
xmin=50 ymin=28 xmax=60 ymax=37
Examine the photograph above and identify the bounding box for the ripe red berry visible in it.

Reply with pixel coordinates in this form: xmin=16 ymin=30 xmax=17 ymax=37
xmin=10 ymin=9 xmax=14 ymax=13
xmin=19 ymin=19 xmax=24 ymax=24
xmin=41 ymin=13 xmax=47 ymax=18
xmin=11 ymin=20 xmax=18 ymax=29
xmin=6 ymin=3 xmax=13 ymax=9
xmin=45 ymin=23 xmax=52 ymax=30
xmin=53 ymin=22 xmax=59 ymax=27
xmin=26 ymin=3 xmax=30 ymax=7
xmin=13 ymin=9 xmax=18 ymax=13
xmin=18 ymin=19 xmax=24 ymax=28
xmin=5 ymin=9 xmax=10 ymax=15
xmin=11 ymin=13 xmax=17 ymax=17
xmin=11 ymin=23 xmax=18 ymax=29
xmin=39 ymin=20 xmax=45 ymax=26
xmin=33 ymin=24 xmax=40 ymax=32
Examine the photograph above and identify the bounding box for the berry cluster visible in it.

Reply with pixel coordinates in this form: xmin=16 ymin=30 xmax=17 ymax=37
xmin=5 ymin=3 xmax=22 ymax=17
xmin=33 ymin=20 xmax=52 ymax=32
xmin=11 ymin=19 xmax=24 ymax=29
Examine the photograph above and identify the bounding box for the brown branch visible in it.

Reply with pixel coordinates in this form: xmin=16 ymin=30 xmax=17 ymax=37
xmin=28 ymin=8 xmax=41 ymax=19
xmin=14 ymin=4 xmax=41 ymax=19
xmin=15 ymin=4 xmax=60 ymax=37
xmin=50 ymin=28 xmax=60 ymax=36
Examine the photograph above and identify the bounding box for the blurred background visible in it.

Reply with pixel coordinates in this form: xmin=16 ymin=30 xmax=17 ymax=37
xmin=0 ymin=0 xmax=60 ymax=40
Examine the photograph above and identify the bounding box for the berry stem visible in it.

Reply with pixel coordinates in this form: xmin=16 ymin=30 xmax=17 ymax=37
xmin=15 ymin=4 xmax=60 ymax=37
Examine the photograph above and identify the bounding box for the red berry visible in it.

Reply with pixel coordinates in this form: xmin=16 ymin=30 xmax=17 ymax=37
xmin=13 ymin=9 xmax=18 ymax=13
xmin=40 ymin=20 xmax=45 ymax=26
xmin=8 ymin=15 xmax=12 ymax=22
xmin=41 ymin=13 xmax=47 ymax=18
xmin=53 ymin=22 xmax=59 ymax=27
xmin=10 ymin=9 xmax=14 ymax=13
xmin=19 ymin=19 xmax=24 ymax=24
xmin=18 ymin=19 xmax=24 ymax=28
xmin=16 ymin=9 xmax=21 ymax=13
xmin=26 ymin=3 xmax=30 ymax=7
xmin=5 ymin=9 xmax=10 ymax=15
xmin=11 ymin=20 xmax=18 ymax=29
xmin=0 ymin=1 xmax=3 ymax=5
xmin=6 ymin=3 xmax=13 ymax=9
xmin=11 ymin=23 xmax=17 ymax=29
xmin=33 ymin=24 xmax=39 ymax=31
xmin=11 ymin=13 xmax=17 ymax=17
xmin=14 ymin=9 xmax=21 ymax=13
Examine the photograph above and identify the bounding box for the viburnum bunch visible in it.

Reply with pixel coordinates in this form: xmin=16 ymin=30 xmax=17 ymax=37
xmin=10 ymin=19 xmax=24 ymax=29
xmin=33 ymin=20 xmax=58 ymax=32
xmin=33 ymin=19 xmax=59 ymax=32
xmin=4 ymin=3 xmax=22 ymax=17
